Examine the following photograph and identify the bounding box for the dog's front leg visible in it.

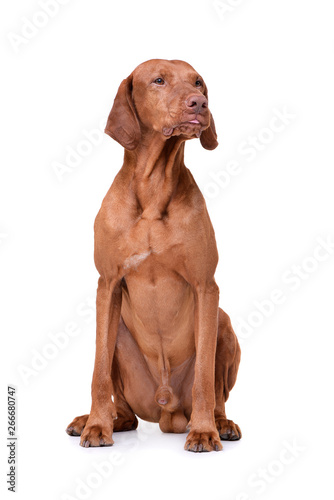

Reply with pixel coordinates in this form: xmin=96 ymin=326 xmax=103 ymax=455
xmin=185 ymin=280 xmax=222 ymax=452
xmin=80 ymin=277 xmax=121 ymax=447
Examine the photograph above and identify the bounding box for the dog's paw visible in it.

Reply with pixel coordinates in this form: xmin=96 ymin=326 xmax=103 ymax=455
xmin=216 ymin=418 xmax=242 ymax=441
xmin=66 ymin=414 xmax=89 ymax=436
xmin=184 ymin=429 xmax=222 ymax=452
xmin=80 ymin=420 xmax=114 ymax=448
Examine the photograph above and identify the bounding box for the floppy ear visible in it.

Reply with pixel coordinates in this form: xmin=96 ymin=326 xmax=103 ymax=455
xmin=200 ymin=87 xmax=218 ymax=150
xmin=200 ymin=112 xmax=218 ymax=150
xmin=105 ymin=74 xmax=141 ymax=150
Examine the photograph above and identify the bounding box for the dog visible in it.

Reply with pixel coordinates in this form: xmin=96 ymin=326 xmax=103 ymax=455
xmin=66 ymin=59 xmax=241 ymax=452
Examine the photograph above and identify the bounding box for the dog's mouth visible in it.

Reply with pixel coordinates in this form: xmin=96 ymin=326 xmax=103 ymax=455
xmin=163 ymin=117 xmax=207 ymax=138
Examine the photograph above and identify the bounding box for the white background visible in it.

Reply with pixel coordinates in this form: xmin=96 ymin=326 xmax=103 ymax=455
xmin=1 ymin=0 xmax=334 ymax=499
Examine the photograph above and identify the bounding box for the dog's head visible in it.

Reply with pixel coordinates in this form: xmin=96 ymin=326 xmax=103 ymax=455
xmin=105 ymin=59 xmax=218 ymax=151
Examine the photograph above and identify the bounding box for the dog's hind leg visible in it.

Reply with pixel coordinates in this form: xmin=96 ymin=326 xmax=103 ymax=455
xmin=112 ymin=317 xmax=161 ymax=424
xmin=66 ymin=414 xmax=89 ymax=436
xmin=111 ymin=341 xmax=138 ymax=432
xmin=214 ymin=308 xmax=242 ymax=441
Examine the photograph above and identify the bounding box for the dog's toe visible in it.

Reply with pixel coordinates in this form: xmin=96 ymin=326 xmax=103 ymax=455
xmin=185 ymin=429 xmax=222 ymax=452
xmin=216 ymin=418 xmax=242 ymax=441
xmin=66 ymin=414 xmax=89 ymax=437
xmin=79 ymin=422 xmax=114 ymax=448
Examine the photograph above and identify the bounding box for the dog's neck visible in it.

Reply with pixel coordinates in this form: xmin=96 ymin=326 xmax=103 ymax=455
xmin=123 ymin=133 xmax=187 ymax=220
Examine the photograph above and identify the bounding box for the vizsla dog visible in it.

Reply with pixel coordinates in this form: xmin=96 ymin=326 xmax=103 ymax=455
xmin=66 ymin=59 xmax=241 ymax=452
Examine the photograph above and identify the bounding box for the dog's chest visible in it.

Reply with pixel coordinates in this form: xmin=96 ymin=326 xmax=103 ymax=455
xmin=121 ymin=215 xmax=183 ymax=272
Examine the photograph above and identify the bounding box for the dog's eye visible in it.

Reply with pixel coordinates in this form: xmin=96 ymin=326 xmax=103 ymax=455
xmin=153 ymin=78 xmax=165 ymax=85
xmin=195 ymin=79 xmax=203 ymax=87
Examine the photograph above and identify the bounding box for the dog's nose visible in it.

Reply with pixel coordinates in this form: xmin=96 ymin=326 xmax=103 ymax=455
xmin=185 ymin=94 xmax=208 ymax=113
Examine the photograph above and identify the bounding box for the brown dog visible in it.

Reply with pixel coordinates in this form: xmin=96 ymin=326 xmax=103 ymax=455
xmin=66 ymin=59 xmax=241 ymax=452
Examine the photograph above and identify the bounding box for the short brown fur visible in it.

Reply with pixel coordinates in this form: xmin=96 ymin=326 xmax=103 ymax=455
xmin=66 ymin=59 xmax=241 ymax=452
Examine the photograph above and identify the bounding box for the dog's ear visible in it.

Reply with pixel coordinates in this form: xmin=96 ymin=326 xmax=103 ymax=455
xmin=200 ymin=112 xmax=218 ymax=150
xmin=105 ymin=74 xmax=141 ymax=150
xmin=200 ymin=87 xmax=218 ymax=150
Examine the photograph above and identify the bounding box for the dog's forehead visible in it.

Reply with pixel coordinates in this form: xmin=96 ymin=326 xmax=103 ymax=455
xmin=132 ymin=59 xmax=200 ymax=83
